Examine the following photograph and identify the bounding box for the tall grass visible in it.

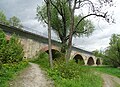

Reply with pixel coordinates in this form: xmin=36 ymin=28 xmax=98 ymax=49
xmin=32 ymin=52 xmax=102 ymax=87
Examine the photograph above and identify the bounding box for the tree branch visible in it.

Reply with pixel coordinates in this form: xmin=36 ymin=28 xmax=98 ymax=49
xmin=50 ymin=0 xmax=62 ymax=15
xmin=82 ymin=0 xmax=95 ymax=11
xmin=65 ymin=29 xmax=87 ymax=41
xmin=44 ymin=0 xmax=47 ymax=3
xmin=75 ymin=13 xmax=107 ymax=30
xmin=39 ymin=11 xmax=48 ymax=24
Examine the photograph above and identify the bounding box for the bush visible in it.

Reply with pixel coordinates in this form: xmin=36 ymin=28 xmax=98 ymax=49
xmin=32 ymin=52 xmax=49 ymax=69
xmin=54 ymin=61 xmax=82 ymax=79
xmin=0 ymin=29 xmax=24 ymax=64
xmin=0 ymin=61 xmax=2 ymax=69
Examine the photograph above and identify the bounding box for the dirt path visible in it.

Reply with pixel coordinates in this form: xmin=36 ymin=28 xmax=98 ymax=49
xmin=9 ymin=63 xmax=54 ymax=87
xmin=101 ymin=73 xmax=120 ymax=87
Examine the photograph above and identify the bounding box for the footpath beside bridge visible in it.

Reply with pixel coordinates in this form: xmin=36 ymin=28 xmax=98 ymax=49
xmin=0 ymin=23 xmax=102 ymax=66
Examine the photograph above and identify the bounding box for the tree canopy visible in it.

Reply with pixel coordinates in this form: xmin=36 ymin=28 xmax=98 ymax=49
xmin=36 ymin=1 xmax=94 ymax=52
xmin=9 ymin=16 xmax=23 ymax=29
xmin=37 ymin=0 xmax=114 ymax=61
xmin=37 ymin=2 xmax=94 ymax=38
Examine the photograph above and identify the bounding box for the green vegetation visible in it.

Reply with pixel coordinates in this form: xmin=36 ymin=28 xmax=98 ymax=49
xmin=0 ymin=29 xmax=28 ymax=87
xmin=32 ymin=52 xmax=49 ymax=69
xmin=92 ymin=66 xmax=120 ymax=78
xmin=103 ymin=34 xmax=120 ymax=67
xmin=0 ymin=10 xmax=9 ymax=25
xmin=0 ymin=29 xmax=24 ymax=64
xmin=93 ymin=50 xmax=104 ymax=58
xmin=0 ymin=10 xmax=23 ymax=28
xmin=93 ymin=34 xmax=120 ymax=68
xmin=32 ymin=52 xmax=102 ymax=87
xmin=9 ymin=16 xmax=23 ymax=28
xmin=0 ymin=61 xmax=28 ymax=87
xmin=37 ymin=0 xmax=94 ymax=53
xmin=81 ymin=65 xmax=120 ymax=78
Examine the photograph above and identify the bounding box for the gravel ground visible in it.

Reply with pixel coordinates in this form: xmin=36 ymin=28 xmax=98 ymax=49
xmin=101 ymin=73 xmax=120 ymax=87
xmin=9 ymin=62 xmax=120 ymax=87
xmin=9 ymin=63 xmax=54 ymax=87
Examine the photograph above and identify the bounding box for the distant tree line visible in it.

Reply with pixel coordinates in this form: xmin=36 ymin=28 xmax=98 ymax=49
xmin=0 ymin=10 xmax=23 ymax=29
xmin=93 ymin=34 xmax=120 ymax=68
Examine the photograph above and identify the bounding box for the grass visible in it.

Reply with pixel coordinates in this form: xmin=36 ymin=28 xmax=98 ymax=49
xmin=52 ymin=71 xmax=102 ymax=87
xmin=0 ymin=61 xmax=28 ymax=87
xmin=89 ymin=66 xmax=120 ymax=78
xmin=32 ymin=52 xmax=102 ymax=87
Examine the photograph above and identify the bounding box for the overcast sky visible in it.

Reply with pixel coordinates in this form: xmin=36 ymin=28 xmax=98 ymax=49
xmin=0 ymin=0 xmax=120 ymax=52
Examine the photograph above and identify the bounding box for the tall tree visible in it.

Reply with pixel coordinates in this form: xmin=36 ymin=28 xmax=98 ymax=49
xmin=0 ymin=10 xmax=9 ymax=25
xmin=36 ymin=0 xmax=94 ymax=53
xmin=44 ymin=0 xmax=53 ymax=68
xmin=66 ymin=0 xmax=114 ymax=63
xmin=104 ymin=34 xmax=120 ymax=67
xmin=9 ymin=16 xmax=23 ymax=29
xmin=37 ymin=0 xmax=114 ymax=63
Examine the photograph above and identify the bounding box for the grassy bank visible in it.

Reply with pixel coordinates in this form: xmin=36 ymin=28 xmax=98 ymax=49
xmin=51 ymin=70 xmax=102 ymax=87
xmin=32 ymin=52 xmax=102 ymax=87
xmin=92 ymin=66 xmax=120 ymax=78
xmin=0 ymin=61 xmax=28 ymax=87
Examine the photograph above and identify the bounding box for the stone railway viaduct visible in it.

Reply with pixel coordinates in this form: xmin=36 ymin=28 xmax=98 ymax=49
xmin=0 ymin=23 xmax=102 ymax=66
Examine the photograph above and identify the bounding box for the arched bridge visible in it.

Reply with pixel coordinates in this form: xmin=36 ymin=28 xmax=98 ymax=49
xmin=0 ymin=23 xmax=102 ymax=66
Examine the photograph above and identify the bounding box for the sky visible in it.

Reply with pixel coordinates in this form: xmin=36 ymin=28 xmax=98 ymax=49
xmin=0 ymin=0 xmax=120 ymax=52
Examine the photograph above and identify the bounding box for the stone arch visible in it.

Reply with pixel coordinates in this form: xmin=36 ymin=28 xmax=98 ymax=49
xmin=87 ymin=57 xmax=94 ymax=65
xmin=73 ymin=54 xmax=85 ymax=65
xmin=41 ymin=45 xmax=60 ymax=52
xmin=96 ymin=58 xmax=101 ymax=65
xmin=45 ymin=49 xmax=61 ymax=60
xmin=41 ymin=46 xmax=60 ymax=60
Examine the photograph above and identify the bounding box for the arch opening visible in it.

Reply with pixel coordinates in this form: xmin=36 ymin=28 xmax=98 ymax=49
xmin=45 ymin=49 xmax=61 ymax=60
xmin=96 ymin=58 xmax=100 ymax=65
xmin=73 ymin=54 xmax=84 ymax=65
xmin=87 ymin=57 xmax=94 ymax=65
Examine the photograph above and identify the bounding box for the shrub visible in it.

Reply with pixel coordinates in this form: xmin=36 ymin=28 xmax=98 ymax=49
xmin=32 ymin=51 xmax=49 ymax=69
xmin=54 ymin=61 xmax=82 ymax=79
xmin=0 ymin=29 xmax=24 ymax=64
xmin=6 ymin=34 xmax=24 ymax=63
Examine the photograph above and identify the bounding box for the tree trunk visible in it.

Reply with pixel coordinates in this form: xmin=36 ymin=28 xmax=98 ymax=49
xmin=66 ymin=1 xmax=75 ymax=63
xmin=47 ymin=0 xmax=53 ymax=68
xmin=66 ymin=15 xmax=74 ymax=63
xmin=61 ymin=38 xmax=67 ymax=53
